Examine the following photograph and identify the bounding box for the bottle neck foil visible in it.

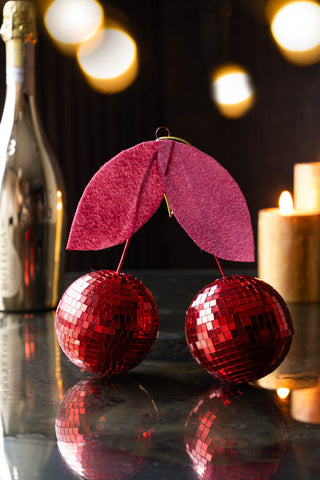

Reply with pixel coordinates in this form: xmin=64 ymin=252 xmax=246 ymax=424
xmin=5 ymin=38 xmax=35 ymax=97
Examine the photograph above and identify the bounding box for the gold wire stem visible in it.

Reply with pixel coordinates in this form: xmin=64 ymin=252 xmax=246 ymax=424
xmin=164 ymin=193 xmax=173 ymax=218
xmin=156 ymin=129 xmax=191 ymax=217
xmin=157 ymin=135 xmax=192 ymax=145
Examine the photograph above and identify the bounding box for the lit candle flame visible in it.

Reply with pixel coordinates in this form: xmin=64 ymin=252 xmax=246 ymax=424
xmin=279 ymin=190 xmax=294 ymax=215
xmin=277 ymin=387 xmax=290 ymax=399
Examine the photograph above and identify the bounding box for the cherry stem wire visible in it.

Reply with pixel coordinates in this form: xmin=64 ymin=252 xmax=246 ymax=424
xmin=164 ymin=193 xmax=173 ymax=218
xmin=214 ymin=255 xmax=226 ymax=278
xmin=116 ymin=238 xmax=131 ymax=273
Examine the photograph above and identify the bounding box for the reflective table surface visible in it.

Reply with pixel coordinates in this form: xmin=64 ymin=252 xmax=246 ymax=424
xmin=1 ymin=270 xmax=320 ymax=480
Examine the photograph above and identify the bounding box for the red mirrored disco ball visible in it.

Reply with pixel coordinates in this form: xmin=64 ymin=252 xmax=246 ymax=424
xmin=185 ymin=384 xmax=287 ymax=480
xmin=55 ymin=377 xmax=158 ymax=480
xmin=55 ymin=270 xmax=159 ymax=376
xmin=185 ymin=275 xmax=294 ymax=383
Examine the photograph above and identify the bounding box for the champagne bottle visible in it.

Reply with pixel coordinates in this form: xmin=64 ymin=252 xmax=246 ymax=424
xmin=0 ymin=1 xmax=67 ymax=311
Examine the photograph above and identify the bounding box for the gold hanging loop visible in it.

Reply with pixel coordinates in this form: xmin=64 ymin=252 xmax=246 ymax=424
xmin=157 ymin=135 xmax=192 ymax=145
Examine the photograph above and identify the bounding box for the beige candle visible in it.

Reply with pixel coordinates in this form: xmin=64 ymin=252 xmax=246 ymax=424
xmin=294 ymin=162 xmax=320 ymax=211
xmin=258 ymin=191 xmax=320 ymax=303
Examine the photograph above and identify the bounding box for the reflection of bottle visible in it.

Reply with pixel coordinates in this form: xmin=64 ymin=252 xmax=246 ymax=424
xmin=0 ymin=1 xmax=67 ymax=311
xmin=0 ymin=311 xmax=60 ymax=478
xmin=0 ymin=310 xmax=61 ymax=435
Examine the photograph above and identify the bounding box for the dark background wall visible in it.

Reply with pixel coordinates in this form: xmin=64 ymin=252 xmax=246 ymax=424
xmin=1 ymin=0 xmax=320 ymax=273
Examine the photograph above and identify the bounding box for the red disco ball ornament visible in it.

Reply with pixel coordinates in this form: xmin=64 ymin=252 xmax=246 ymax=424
xmin=185 ymin=384 xmax=287 ymax=480
xmin=55 ymin=270 xmax=159 ymax=376
xmin=185 ymin=275 xmax=294 ymax=383
xmin=56 ymin=377 xmax=157 ymax=480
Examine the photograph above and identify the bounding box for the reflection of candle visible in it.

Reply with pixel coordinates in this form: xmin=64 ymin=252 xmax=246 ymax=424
xmin=257 ymin=303 xmax=320 ymax=391
xmin=258 ymin=191 xmax=320 ymax=303
xmin=291 ymin=379 xmax=320 ymax=424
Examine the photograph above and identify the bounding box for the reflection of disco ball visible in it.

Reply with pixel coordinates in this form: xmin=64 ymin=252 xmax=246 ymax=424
xmin=55 ymin=377 xmax=158 ymax=480
xmin=185 ymin=384 xmax=287 ymax=480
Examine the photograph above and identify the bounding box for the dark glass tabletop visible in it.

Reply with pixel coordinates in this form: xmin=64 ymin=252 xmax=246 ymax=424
xmin=1 ymin=270 xmax=319 ymax=480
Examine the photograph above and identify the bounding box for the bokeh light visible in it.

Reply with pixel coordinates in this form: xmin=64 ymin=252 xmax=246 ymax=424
xmin=44 ymin=0 xmax=103 ymax=54
xmin=267 ymin=0 xmax=320 ymax=65
xmin=211 ymin=64 xmax=255 ymax=119
xmin=77 ymin=28 xmax=138 ymax=94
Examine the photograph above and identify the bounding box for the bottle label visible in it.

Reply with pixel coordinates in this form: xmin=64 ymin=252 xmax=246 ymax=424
xmin=6 ymin=66 xmax=23 ymax=85
xmin=0 ymin=222 xmax=22 ymax=298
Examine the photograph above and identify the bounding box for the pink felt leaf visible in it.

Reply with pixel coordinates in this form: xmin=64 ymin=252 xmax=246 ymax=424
xmin=156 ymin=140 xmax=255 ymax=262
xmin=67 ymin=141 xmax=164 ymax=250
xmin=67 ymin=138 xmax=254 ymax=262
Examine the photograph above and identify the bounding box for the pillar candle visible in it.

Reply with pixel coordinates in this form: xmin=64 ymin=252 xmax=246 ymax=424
xmin=294 ymin=162 xmax=320 ymax=211
xmin=258 ymin=194 xmax=320 ymax=303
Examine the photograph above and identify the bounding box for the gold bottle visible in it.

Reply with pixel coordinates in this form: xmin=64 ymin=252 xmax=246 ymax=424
xmin=0 ymin=1 xmax=67 ymax=311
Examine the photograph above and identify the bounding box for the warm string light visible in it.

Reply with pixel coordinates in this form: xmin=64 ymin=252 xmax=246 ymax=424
xmin=267 ymin=0 xmax=320 ymax=65
xmin=43 ymin=0 xmax=138 ymax=93
xmin=44 ymin=0 xmax=103 ymax=53
xmin=44 ymin=1 xmax=320 ymax=101
xmin=77 ymin=27 xmax=138 ymax=94
xmin=211 ymin=64 xmax=255 ymax=118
